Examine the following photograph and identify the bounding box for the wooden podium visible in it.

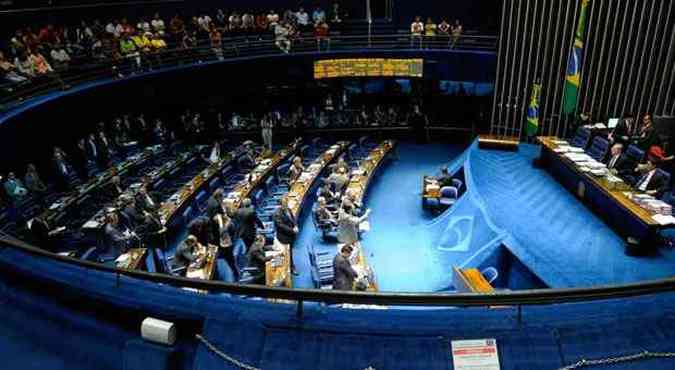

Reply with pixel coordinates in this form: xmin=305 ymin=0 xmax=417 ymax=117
xmin=477 ymin=135 xmax=519 ymax=151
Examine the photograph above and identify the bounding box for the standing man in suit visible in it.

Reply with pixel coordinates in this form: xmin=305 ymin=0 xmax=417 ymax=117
xmin=333 ymin=243 xmax=358 ymax=290
xmin=235 ymin=198 xmax=263 ymax=251
xmin=86 ymin=133 xmax=101 ymax=169
xmin=206 ymin=188 xmax=225 ymax=220
xmin=337 ymin=199 xmax=371 ymax=245
xmin=103 ymin=213 xmax=132 ymax=257
xmin=52 ymin=150 xmax=72 ymax=191
xmin=274 ymin=197 xmax=299 ymax=275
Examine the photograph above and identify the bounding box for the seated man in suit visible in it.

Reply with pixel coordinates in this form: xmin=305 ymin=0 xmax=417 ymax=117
xmin=341 ymin=188 xmax=364 ymax=216
xmin=134 ymin=185 xmax=158 ymax=214
xmin=245 ymin=233 xmax=274 ymax=284
xmin=174 ymin=235 xmax=204 ymax=275
xmin=333 ymin=243 xmax=358 ymax=291
xmin=315 ymin=197 xmax=337 ymax=226
xmin=605 ymin=143 xmax=632 ymax=177
xmin=52 ymin=150 xmax=73 ymax=191
xmin=634 ymin=148 xmax=668 ymax=198
xmin=319 ymin=182 xmax=338 ymax=206
xmin=237 ymin=148 xmax=257 ymax=170
xmin=334 ymin=157 xmax=350 ymax=174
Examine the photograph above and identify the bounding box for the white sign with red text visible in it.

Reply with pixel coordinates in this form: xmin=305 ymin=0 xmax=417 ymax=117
xmin=451 ymin=339 xmax=500 ymax=370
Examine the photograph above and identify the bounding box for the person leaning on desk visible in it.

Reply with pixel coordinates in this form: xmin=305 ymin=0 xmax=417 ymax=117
xmin=174 ymin=235 xmax=205 ymax=275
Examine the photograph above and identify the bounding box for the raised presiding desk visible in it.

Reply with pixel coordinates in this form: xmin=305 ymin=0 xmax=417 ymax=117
xmin=265 ymin=141 xmax=350 ymax=288
xmin=538 ymin=136 xmax=674 ymax=243
xmin=42 ymin=145 xmax=164 ymax=226
xmin=339 ymin=140 xmax=397 ymax=292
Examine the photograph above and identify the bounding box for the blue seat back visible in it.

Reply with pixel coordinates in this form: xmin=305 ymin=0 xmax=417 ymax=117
xmin=586 ymin=136 xmax=610 ymax=162
xmin=656 ymin=169 xmax=671 ymax=186
xmin=570 ymin=127 xmax=591 ymax=149
xmin=253 ymin=189 xmax=265 ymax=207
xmin=452 ymin=179 xmax=463 ymax=191
xmin=440 ymin=186 xmax=458 ymax=199
xmin=625 ymin=145 xmax=645 ymax=164
xmin=154 ymin=248 xmax=170 ymax=274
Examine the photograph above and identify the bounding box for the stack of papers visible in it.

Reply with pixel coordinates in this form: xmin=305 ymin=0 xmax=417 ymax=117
xmin=644 ymin=199 xmax=672 ymax=215
xmin=652 ymin=214 xmax=675 ymax=225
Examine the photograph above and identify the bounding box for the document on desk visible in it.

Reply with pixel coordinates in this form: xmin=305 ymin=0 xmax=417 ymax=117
xmin=652 ymin=214 xmax=675 ymax=225
xmin=451 ymin=339 xmax=500 ymax=370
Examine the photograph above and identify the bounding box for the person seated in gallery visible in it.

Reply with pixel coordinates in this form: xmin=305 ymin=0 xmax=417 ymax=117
xmin=433 ymin=167 xmax=454 ymax=188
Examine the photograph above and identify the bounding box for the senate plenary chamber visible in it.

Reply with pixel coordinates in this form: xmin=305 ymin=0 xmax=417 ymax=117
xmin=0 ymin=0 xmax=674 ymax=369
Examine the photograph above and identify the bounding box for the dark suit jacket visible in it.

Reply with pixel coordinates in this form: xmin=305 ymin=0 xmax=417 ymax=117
xmin=30 ymin=217 xmax=53 ymax=251
xmin=188 ymin=216 xmax=212 ymax=246
xmin=174 ymin=240 xmax=197 ymax=269
xmin=333 ymin=253 xmax=358 ymax=290
xmin=103 ymin=223 xmax=128 ymax=255
xmin=637 ymin=170 xmax=669 ymax=198
xmin=135 ymin=192 xmax=158 ymax=214
xmin=273 ymin=207 xmax=297 ymax=244
xmin=235 ymin=206 xmax=263 ymax=242
xmin=606 ymin=154 xmax=632 ymax=176
xmin=205 ymin=196 xmax=224 ymax=220
xmin=246 ymin=241 xmax=273 ymax=272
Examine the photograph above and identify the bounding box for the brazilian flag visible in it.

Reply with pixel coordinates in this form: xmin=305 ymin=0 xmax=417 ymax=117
xmin=526 ymin=83 xmax=542 ymax=137
xmin=563 ymin=0 xmax=590 ymax=114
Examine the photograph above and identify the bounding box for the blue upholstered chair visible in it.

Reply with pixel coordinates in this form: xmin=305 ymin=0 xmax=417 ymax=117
xmin=586 ymin=136 xmax=610 ymax=162
xmin=569 ymin=127 xmax=592 ymax=149
xmin=452 ymin=178 xmax=464 ymax=192
xmin=625 ymin=144 xmax=645 ymax=164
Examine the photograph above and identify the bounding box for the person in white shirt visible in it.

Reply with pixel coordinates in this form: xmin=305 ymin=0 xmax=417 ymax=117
xmin=105 ymin=21 xmax=117 ymax=37
xmin=274 ymin=22 xmax=290 ymax=53
xmin=267 ymin=10 xmax=280 ymax=30
xmin=296 ymin=7 xmax=310 ymax=31
xmin=151 ymin=13 xmax=165 ymax=34
xmin=137 ymin=18 xmax=151 ymax=33
xmin=410 ymin=16 xmax=424 ymax=48
xmin=197 ymin=15 xmax=212 ymax=31
xmin=50 ymin=46 xmax=71 ymax=70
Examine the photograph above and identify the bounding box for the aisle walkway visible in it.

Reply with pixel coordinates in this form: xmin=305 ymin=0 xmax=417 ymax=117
xmin=293 ymin=142 xmax=466 ymax=291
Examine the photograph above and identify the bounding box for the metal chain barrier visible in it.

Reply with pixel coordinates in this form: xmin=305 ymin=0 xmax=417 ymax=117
xmin=558 ymin=350 xmax=675 ymax=369
xmin=195 ymin=334 xmax=261 ymax=370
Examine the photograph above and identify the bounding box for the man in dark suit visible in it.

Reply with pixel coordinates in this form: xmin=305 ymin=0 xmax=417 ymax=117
xmin=86 ymin=133 xmax=102 ymax=169
xmin=609 ymin=115 xmax=635 ymax=145
xmin=235 ymin=198 xmax=263 ymax=251
xmin=52 ymin=151 xmax=72 ymax=191
xmin=274 ymin=197 xmax=299 ymax=275
xmin=188 ymin=215 xmax=212 ymax=246
xmin=634 ymin=153 xmax=669 ymax=198
xmin=205 ymin=188 xmax=225 ymax=220
xmin=333 ymin=243 xmax=358 ymax=290
xmin=605 ymin=143 xmax=632 ymax=177
xmin=103 ymin=213 xmax=132 ymax=257
xmin=246 ymin=233 xmax=274 ymax=284
xmin=135 ymin=185 xmax=158 ymax=214
xmin=435 ymin=167 xmax=453 ymax=188
xmin=174 ymin=235 xmax=201 ymax=274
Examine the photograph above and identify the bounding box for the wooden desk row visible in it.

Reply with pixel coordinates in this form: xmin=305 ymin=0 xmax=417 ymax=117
xmin=223 ymin=141 xmax=300 ymax=213
xmin=537 ymin=136 xmax=662 ymax=241
xmin=42 ymin=145 xmax=164 ymax=225
xmin=452 ymin=266 xmax=494 ymax=293
xmin=82 ymin=147 xmax=201 ymax=230
xmin=265 ymin=141 xmax=350 ymax=288
xmin=158 ymin=145 xmax=242 ymax=226
xmin=342 ymin=140 xmax=397 ymax=292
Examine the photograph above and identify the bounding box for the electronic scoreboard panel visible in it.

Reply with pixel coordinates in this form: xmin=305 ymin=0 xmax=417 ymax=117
xmin=314 ymin=58 xmax=424 ymax=79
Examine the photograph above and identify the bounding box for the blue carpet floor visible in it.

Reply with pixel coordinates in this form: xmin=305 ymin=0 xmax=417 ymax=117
xmin=468 ymin=142 xmax=675 ymax=288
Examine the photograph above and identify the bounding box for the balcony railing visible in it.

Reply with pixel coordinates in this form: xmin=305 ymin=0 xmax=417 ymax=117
xmin=0 ymin=33 xmax=497 ymax=113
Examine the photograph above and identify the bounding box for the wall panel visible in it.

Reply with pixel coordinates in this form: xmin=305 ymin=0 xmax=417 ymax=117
xmin=491 ymin=0 xmax=675 ymax=139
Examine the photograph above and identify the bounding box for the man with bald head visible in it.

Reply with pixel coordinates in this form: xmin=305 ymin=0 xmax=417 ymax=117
xmin=235 ymin=198 xmax=264 ymax=251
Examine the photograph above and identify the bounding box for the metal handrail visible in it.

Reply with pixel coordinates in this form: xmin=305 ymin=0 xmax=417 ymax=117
xmin=2 ymin=234 xmax=675 ymax=307
xmin=0 ymin=32 xmax=498 ymax=112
